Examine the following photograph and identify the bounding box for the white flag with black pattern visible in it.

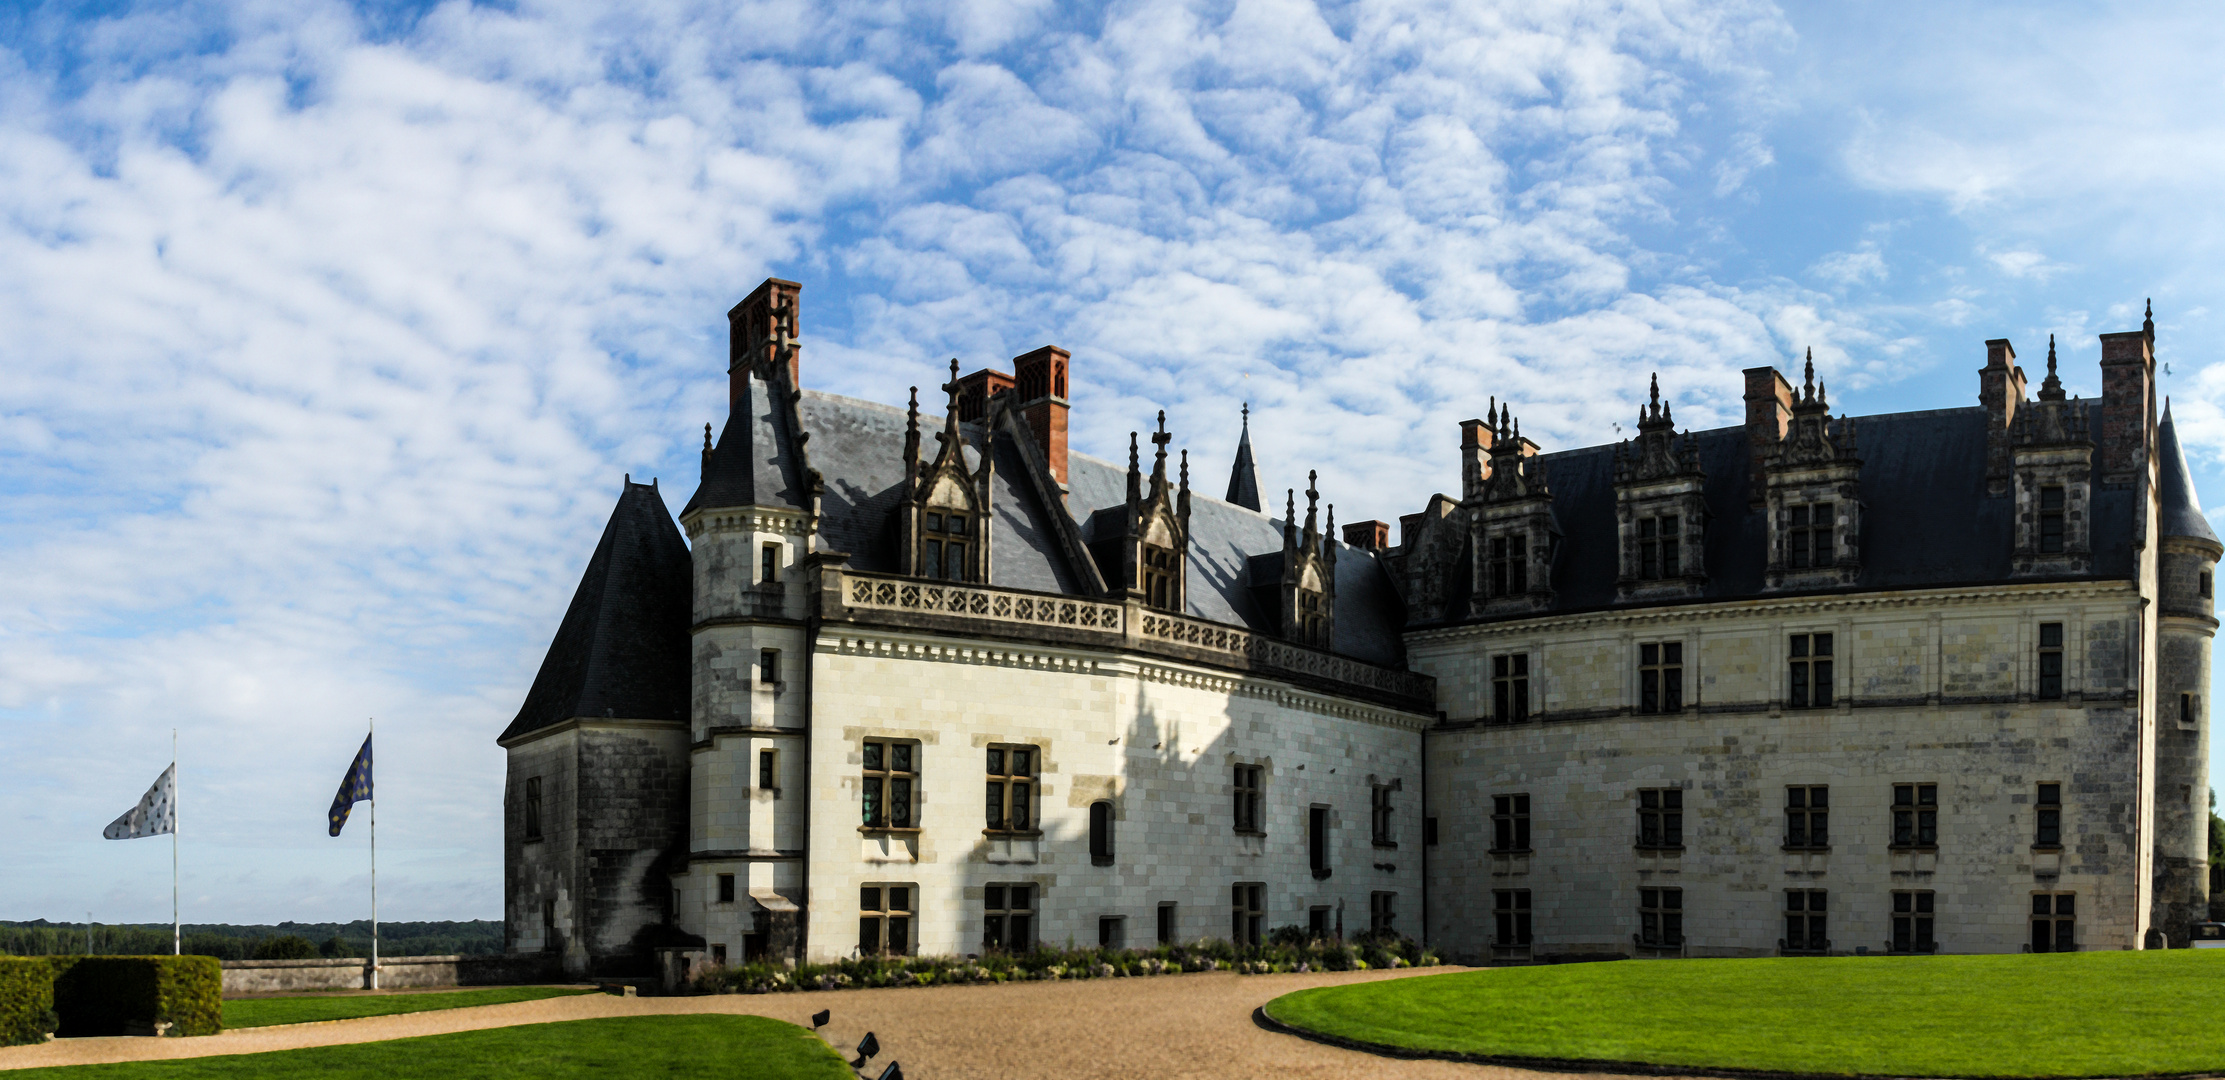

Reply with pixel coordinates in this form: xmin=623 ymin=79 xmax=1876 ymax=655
xmin=103 ymin=764 xmax=176 ymax=839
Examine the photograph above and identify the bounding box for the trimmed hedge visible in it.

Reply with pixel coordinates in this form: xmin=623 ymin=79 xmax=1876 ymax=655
xmin=50 ymin=956 xmax=222 ymax=1037
xmin=0 ymin=957 xmax=59 ymax=1046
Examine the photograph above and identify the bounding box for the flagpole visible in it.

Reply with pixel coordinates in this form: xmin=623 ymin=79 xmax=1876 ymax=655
xmin=369 ymin=718 xmax=378 ymax=991
xmin=172 ymin=728 xmax=180 ymax=956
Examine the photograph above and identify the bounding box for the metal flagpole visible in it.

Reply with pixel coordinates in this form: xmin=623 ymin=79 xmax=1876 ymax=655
xmin=173 ymin=728 xmax=180 ymax=956
xmin=369 ymin=718 xmax=378 ymax=991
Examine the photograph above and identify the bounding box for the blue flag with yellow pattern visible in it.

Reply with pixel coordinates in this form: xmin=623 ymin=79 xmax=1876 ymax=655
xmin=328 ymin=734 xmax=373 ymax=837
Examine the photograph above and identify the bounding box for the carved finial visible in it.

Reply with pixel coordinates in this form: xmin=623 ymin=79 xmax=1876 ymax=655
xmin=1663 ymin=401 xmax=1673 ymax=424
xmin=703 ymin=422 xmax=713 ymax=451
xmin=1129 ymin=431 xmax=1140 ymax=470
xmin=1242 ymin=402 xmax=1250 ymax=424
xmin=1649 ymin=372 xmax=1660 ymax=409
xmin=2146 ymin=298 xmax=2156 ymax=343
xmin=1803 ymin=347 xmax=1815 ymax=397
xmin=1152 ymin=410 xmax=1172 ymax=450
xmin=1179 ymin=448 xmax=1190 ymax=488
xmin=1817 ymin=380 xmax=1827 ymax=406
xmin=1488 ymin=396 xmax=1497 ymax=428
xmin=1325 ymin=503 xmax=1335 ymax=556
xmin=2048 ymin=334 xmax=2058 ymax=375
xmin=1286 ymin=488 xmax=1297 ymax=527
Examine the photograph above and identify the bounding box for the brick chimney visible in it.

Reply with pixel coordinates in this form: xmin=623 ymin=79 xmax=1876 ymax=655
xmin=2099 ymin=319 xmax=2156 ymax=487
xmin=1342 ymin=520 xmax=1390 ymax=551
xmin=1012 ymin=346 xmax=1071 ymax=486
xmin=728 ymin=277 xmax=802 ymax=399
xmin=1742 ymin=366 xmax=1793 ymax=504
xmin=1459 ymin=418 xmax=1493 ymax=501
xmin=955 ymin=368 xmax=1016 ymax=423
xmin=1979 ymin=338 xmax=2028 ymax=495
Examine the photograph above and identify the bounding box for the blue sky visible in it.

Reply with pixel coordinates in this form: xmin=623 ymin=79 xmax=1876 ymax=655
xmin=5 ymin=0 xmax=2225 ymax=922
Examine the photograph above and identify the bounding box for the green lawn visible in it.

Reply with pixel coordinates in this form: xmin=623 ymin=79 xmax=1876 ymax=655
xmin=221 ymin=986 xmax=597 ymax=1028
xmin=1265 ymin=950 xmax=2225 ymax=1077
xmin=13 ymin=1015 xmax=849 ymax=1079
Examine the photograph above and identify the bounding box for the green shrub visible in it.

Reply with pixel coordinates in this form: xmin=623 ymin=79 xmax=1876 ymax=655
xmin=0 ymin=957 xmax=59 ymax=1046
xmin=50 ymin=956 xmax=222 ymax=1037
xmin=253 ymin=935 xmax=320 ymax=961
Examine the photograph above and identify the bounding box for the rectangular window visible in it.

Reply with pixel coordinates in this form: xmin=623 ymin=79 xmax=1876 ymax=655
xmin=1308 ymin=806 xmax=1331 ymax=878
xmin=1369 ymin=892 xmax=1397 ymax=934
xmin=1787 ymin=503 xmax=1834 ymax=569
xmin=1784 ymin=889 xmax=1827 ymax=954
xmin=1638 ymin=788 xmax=1683 ymax=848
xmin=861 ymin=739 xmax=916 ymax=829
xmin=1309 ymin=906 xmax=1332 ymax=940
xmin=1492 ymin=794 xmax=1532 ymax=852
xmin=2185 ymin=693 xmax=2199 ymax=725
xmin=2203 ymin=571 xmax=2214 ymax=599
xmin=1233 ymin=764 xmax=1263 ymax=833
xmin=921 ymin=513 xmax=970 ymax=581
xmin=1371 ymin=785 xmax=1395 ymax=846
xmin=1892 ymin=783 xmax=1938 ymax=848
xmin=1789 ymin=633 xmax=1834 ymax=708
xmin=985 ymin=746 xmax=1036 ymax=833
xmin=983 ymin=884 xmax=1034 ymax=952
xmin=1639 ymin=642 xmax=1683 ymax=714
xmin=1231 ymin=883 xmax=1264 ymax=946
xmin=1785 ymin=785 xmax=1829 ymax=849
xmin=1157 ymin=903 xmax=1177 ymax=945
xmin=541 ymin=899 xmax=557 ymax=952
xmin=1488 ymin=534 xmax=1528 ymax=596
xmin=2031 ymin=893 xmax=2075 ymax=953
xmin=858 ymin=885 xmax=913 ymax=956
xmin=1639 ymin=887 xmax=1683 ymax=947
xmin=1099 ymin=916 xmax=1124 ymax=948
xmin=1892 ymin=891 xmax=1936 ymax=953
xmin=760 ymin=542 xmax=779 ymax=584
xmin=523 ymin=776 xmax=542 ymax=841
xmin=717 ymin=873 xmax=735 ymax=904
xmin=2036 ymin=783 xmax=2062 ymax=847
xmin=2039 ymin=486 xmax=2065 ymax=554
xmin=1494 ymin=889 xmax=1533 ymax=947
xmin=1089 ymin=800 xmax=1115 ymax=865
xmin=1424 ymin=816 xmax=1439 ymax=846
xmin=711 ymin=943 xmax=727 ymax=966
xmin=2037 ymin=623 xmax=2063 ymax=700
xmin=758 ymin=749 xmax=777 ymax=794
xmin=1493 ymin=653 xmax=1531 ymax=722
xmin=759 ymin=648 xmax=778 ymax=686
xmin=1638 ymin=516 xmax=1680 ymax=580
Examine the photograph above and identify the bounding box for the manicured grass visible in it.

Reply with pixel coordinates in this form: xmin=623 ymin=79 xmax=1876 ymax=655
xmin=1265 ymin=950 xmax=2225 ymax=1077
xmin=12 ymin=1015 xmax=849 ymax=1079
xmin=222 ymin=986 xmax=597 ymax=1028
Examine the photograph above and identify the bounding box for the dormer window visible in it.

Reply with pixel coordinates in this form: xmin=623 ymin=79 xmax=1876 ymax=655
xmin=2039 ymin=487 xmax=2065 ymax=553
xmin=1142 ymin=543 xmax=1177 ymax=609
xmin=923 ymin=512 xmax=972 ymax=581
xmin=1488 ymin=534 xmax=1528 ymax=595
xmin=1637 ymin=517 xmax=1680 ymax=580
xmin=1298 ymin=588 xmax=1326 ymax=645
xmin=1786 ymin=504 xmax=1834 ymax=569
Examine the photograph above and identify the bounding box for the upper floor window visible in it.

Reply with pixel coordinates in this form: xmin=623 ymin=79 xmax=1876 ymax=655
xmin=1785 ymin=785 xmax=1829 ymax=849
xmin=2035 ymin=782 xmax=2062 ymax=847
xmin=1089 ymin=800 xmax=1115 ymax=865
xmin=1142 ymin=544 xmax=1177 ymax=609
xmin=2037 ymin=623 xmax=2063 ymax=700
xmin=861 ymin=739 xmax=916 ymax=829
xmin=523 ymin=776 xmax=543 ymax=841
xmin=1786 ymin=503 xmax=1834 ymax=569
xmin=1297 ymin=588 xmax=1326 ymax=644
xmin=1233 ymin=764 xmax=1263 ymax=834
xmin=2038 ymin=486 xmax=2066 ymax=554
xmin=1371 ymin=784 xmax=1395 ymax=846
xmin=758 ymin=749 xmax=778 ymax=795
xmin=760 ymin=542 xmax=780 ymax=584
xmin=759 ymin=648 xmax=779 ymax=687
xmin=1637 ymin=516 xmax=1680 ymax=579
xmin=1488 ymin=533 xmax=1528 ymax=595
xmin=1308 ymin=806 xmax=1332 ymax=879
xmin=1637 ymin=788 xmax=1683 ymax=848
xmin=1892 ymin=783 xmax=1938 ymax=848
xmin=1492 ymin=794 xmax=1531 ymax=852
xmin=2204 ymin=571 xmax=2214 ymax=599
xmin=1789 ymin=633 xmax=1834 ymax=708
xmin=985 ymin=746 xmax=1035 ymax=833
xmin=1640 ymin=642 xmax=1683 ymax=714
xmin=922 ymin=512 xmax=971 ymax=581
xmin=1493 ymin=653 xmax=1531 ymax=722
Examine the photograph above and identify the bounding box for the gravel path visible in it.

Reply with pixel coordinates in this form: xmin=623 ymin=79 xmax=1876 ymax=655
xmin=0 ymin=967 xmax=1643 ymax=1078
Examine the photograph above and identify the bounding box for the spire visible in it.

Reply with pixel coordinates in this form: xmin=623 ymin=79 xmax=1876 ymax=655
xmin=1178 ymin=448 xmax=1192 ymax=523
xmin=2038 ymin=334 xmax=2065 ymax=400
xmin=1302 ymin=470 xmax=1320 ymax=546
xmin=1149 ymin=410 xmax=1172 ymax=497
xmin=1323 ymin=503 xmax=1335 ymax=559
xmin=1126 ymin=431 xmax=1142 ymax=505
xmin=1284 ymin=488 xmax=1298 ymax=556
xmin=1226 ymin=403 xmax=1263 ymax=511
xmin=701 ymin=422 xmax=714 ymax=472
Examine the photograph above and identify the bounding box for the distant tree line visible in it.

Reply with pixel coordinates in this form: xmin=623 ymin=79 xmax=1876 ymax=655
xmin=0 ymin=919 xmax=504 ymax=959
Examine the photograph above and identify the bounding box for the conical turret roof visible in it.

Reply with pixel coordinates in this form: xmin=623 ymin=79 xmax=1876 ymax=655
xmin=1225 ymin=404 xmax=1262 ymax=512
xmin=2158 ymin=401 xmax=2218 ymax=545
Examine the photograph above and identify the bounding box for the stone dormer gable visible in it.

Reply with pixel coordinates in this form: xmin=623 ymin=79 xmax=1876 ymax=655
xmin=899 ymin=361 xmax=995 ymax=582
xmin=1466 ymin=401 xmax=1556 ymax=616
xmin=1764 ymin=352 xmax=1863 ymax=591
xmin=1613 ymin=374 xmax=1707 ymax=602
xmin=1267 ymin=474 xmax=1338 ymax=646
xmin=2011 ymin=336 xmax=2096 ymax=577
xmin=1089 ymin=412 xmax=1193 ymax=611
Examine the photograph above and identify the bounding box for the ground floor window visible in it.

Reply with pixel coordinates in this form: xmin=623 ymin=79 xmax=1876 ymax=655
xmin=2032 ymin=893 xmax=2074 ymax=952
xmin=984 ymin=884 xmax=1035 ymax=952
xmin=1493 ymin=889 xmax=1532 ymax=947
xmin=1309 ymin=906 xmax=1332 ymax=940
xmin=859 ymin=884 xmax=913 ymax=956
xmin=1157 ymin=902 xmax=1177 ymax=945
xmin=1639 ymin=887 xmax=1682 ymax=947
xmin=1370 ymin=892 xmax=1397 ymax=934
xmin=1232 ymin=883 xmax=1264 ymax=946
xmin=1891 ymin=891 xmax=1935 ymax=953
xmin=1099 ymin=916 xmax=1125 ymax=948
xmin=1784 ymin=889 xmax=1827 ymax=954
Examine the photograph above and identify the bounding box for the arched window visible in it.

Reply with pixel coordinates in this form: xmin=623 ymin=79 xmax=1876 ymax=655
xmin=1089 ymin=800 xmax=1114 ymax=865
xmin=1142 ymin=544 xmax=1176 ymax=610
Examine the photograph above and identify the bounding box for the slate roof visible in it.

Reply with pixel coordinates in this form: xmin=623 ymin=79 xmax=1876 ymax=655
xmin=1425 ymin=401 xmax=2138 ymax=625
xmin=2158 ymin=403 xmax=2218 ymax=544
xmin=502 ymin=481 xmax=693 ymax=741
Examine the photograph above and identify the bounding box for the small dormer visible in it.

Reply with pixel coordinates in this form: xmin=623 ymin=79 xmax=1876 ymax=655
xmin=1764 ymin=352 xmax=1862 ymax=591
xmin=1275 ymin=474 xmax=1338 ymax=646
xmin=2011 ymin=336 xmax=2095 ymax=577
xmin=1100 ymin=412 xmax=1192 ymax=611
xmin=899 ymin=361 xmax=995 ymax=583
xmin=1466 ymin=401 xmax=1557 ymax=616
xmin=1612 ymin=374 xmax=1707 ymax=602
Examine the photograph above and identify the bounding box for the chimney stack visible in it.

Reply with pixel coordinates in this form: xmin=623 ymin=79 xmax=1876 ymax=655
xmin=955 ymin=368 xmax=1015 ymax=423
xmin=1742 ymin=366 xmax=1794 ymax=503
xmin=1459 ymin=415 xmax=1494 ymax=500
xmin=1343 ymin=520 xmax=1390 ymax=551
xmin=1012 ymin=346 xmax=1071 ymax=487
xmin=2099 ymin=309 xmax=2157 ymax=487
xmin=729 ymin=277 xmax=803 ymax=399
xmin=1979 ymin=338 xmax=2028 ymax=495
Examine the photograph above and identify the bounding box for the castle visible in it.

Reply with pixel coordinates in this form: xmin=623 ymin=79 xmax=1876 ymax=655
xmin=498 ymin=278 xmax=2213 ymax=975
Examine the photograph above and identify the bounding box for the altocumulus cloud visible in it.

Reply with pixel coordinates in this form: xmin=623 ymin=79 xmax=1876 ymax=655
xmin=0 ymin=0 xmax=1902 ymax=921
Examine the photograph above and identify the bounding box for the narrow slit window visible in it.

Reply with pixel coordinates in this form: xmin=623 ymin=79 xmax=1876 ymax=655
xmin=523 ymin=776 xmax=542 ymax=841
xmin=1233 ymin=764 xmax=1263 ymax=833
xmin=2039 ymin=486 xmax=2066 ymax=554
xmin=758 ymin=749 xmax=777 ymax=794
xmin=1089 ymin=800 xmax=1115 ymax=865
xmin=760 ymin=542 xmax=779 ymax=584
xmin=1308 ymin=806 xmax=1331 ymax=878
xmin=759 ymin=648 xmax=778 ymax=686
xmin=2036 ymin=783 xmax=2062 ymax=847
xmin=2037 ymin=623 xmax=2063 ymax=700
xmin=1157 ymin=903 xmax=1176 ymax=945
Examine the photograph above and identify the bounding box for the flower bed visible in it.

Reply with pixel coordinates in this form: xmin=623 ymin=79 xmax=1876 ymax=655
xmin=694 ymin=931 xmax=1439 ymax=995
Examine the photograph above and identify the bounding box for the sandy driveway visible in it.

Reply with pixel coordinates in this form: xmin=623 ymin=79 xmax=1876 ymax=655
xmin=0 ymin=967 xmax=1646 ymax=1079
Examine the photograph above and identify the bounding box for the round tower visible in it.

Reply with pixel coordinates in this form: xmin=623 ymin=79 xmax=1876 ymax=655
xmin=2153 ymin=402 xmax=2219 ymax=946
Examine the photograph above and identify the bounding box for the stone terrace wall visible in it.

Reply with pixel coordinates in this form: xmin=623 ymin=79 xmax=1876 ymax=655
xmin=221 ymin=954 xmax=562 ymax=995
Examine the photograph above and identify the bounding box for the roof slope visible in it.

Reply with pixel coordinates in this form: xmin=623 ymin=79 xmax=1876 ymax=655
xmin=683 ymin=369 xmax=807 ymax=516
xmin=503 ymin=481 xmax=692 ymax=741
xmin=2158 ymin=403 xmax=2218 ymax=544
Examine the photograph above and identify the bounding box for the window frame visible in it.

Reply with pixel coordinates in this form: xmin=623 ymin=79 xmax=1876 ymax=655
xmin=1637 ymin=788 xmax=1684 ymax=850
xmin=1786 ymin=502 xmax=1835 ymax=570
xmin=1783 ymin=889 xmax=1828 ymax=955
xmin=1492 ymin=653 xmax=1531 ymax=723
xmin=2030 ymin=892 xmax=2076 ymax=953
xmin=1639 ymin=641 xmax=1684 ymax=714
xmin=1891 ymin=890 xmax=1937 ymax=954
xmin=984 ymin=744 xmax=1038 ymax=835
xmin=1638 ymin=887 xmax=1683 ymax=949
xmin=982 ymin=883 xmax=1035 ymax=953
xmin=759 ymin=648 xmax=779 ymax=687
xmin=1088 ymin=799 xmax=1115 ymax=866
xmin=717 ymin=873 xmax=736 ymax=904
xmin=1891 ymin=783 xmax=1939 ymax=850
xmin=1232 ymin=764 xmax=1264 ymax=835
xmin=1784 ymin=785 xmax=1830 ymax=851
xmin=1491 ymin=793 xmax=1532 ymax=854
xmin=921 ymin=510 xmax=972 ymax=581
xmin=1493 ymin=889 xmax=1533 ymax=948
xmin=1369 ymin=891 xmax=1397 ymax=935
xmin=1308 ymin=805 xmax=1332 ymax=879
xmin=1142 ymin=543 xmax=1178 ymax=610
xmin=858 ymin=883 xmax=914 ymax=957
xmin=2038 ymin=485 xmax=2066 ymax=554
xmin=1231 ymin=883 xmax=1265 ymax=946
xmin=1157 ymin=902 xmax=1177 ymax=945
xmin=758 ymin=749 xmax=778 ymax=795
xmin=2037 ymin=623 xmax=2063 ymax=700
xmin=860 ymin=738 xmax=919 ymax=831
xmin=1637 ymin=515 xmax=1681 ymax=580
xmin=2035 ymin=782 xmax=2062 ymax=849
xmin=1488 ymin=533 xmax=1529 ymax=596
xmin=1788 ymin=632 xmax=1835 ymax=709
xmin=1371 ymin=784 xmax=1396 ymax=848
xmin=760 ymin=542 xmax=780 ymax=585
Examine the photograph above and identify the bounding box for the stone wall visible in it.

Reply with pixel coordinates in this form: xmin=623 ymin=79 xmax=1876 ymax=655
xmin=221 ymin=955 xmax=562 ymax=995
